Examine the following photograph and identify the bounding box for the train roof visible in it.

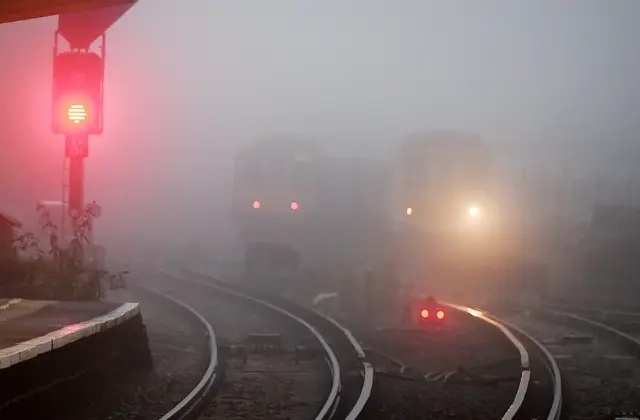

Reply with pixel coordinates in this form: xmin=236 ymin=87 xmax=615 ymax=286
xmin=237 ymin=137 xmax=321 ymax=161
xmin=400 ymin=130 xmax=490 ymax=153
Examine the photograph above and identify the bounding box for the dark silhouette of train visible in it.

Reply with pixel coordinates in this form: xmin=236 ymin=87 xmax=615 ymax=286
xmin=232 ymin=132 xmax=547 ymax=302
xmin=232 ymin=137 xmax=390 ymax=274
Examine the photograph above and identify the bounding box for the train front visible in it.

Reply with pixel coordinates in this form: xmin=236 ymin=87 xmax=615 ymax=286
xmin=392 ymin=131 xmax=542 ymax=304
xmin=393 ymin=131 xmax=495 ymax=244
xmin=232 ymin=139 xmax=320 ymax=271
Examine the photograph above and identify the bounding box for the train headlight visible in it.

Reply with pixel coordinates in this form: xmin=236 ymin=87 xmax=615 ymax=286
xmin=467 ymin=205 xmax=480 ymax=218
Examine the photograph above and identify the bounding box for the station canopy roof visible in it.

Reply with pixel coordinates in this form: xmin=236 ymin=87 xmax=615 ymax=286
xmin=0 ymin=0 xmax=136 ymax=25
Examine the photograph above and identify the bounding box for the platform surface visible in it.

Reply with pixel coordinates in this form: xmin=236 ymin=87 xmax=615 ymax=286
xmin=0 ymin=299 xmax=139 ymax=369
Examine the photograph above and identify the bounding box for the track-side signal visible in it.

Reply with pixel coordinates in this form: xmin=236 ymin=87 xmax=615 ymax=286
xmin=67 ymin=103 xmax=88 ymax=124
xmin=291 ymin=201 xmax=299 ymax=211
xmin=52 ymin=51 xmax=103 ymax=135
xmin=252 ymin=200 xmax=261 ymax=209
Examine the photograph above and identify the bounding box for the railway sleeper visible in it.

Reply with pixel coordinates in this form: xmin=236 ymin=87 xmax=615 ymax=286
xmin=543 ymin=334 xmax=595 ymax=346
xmin=245 ymin=333 xmax=283 ymax=350
xmin=219 ymin=343 xmax=326 ymax=364
xmin=533 ymin=309 xmax=640 ymax=358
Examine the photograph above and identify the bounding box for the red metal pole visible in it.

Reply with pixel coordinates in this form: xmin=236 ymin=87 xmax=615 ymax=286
xmin=68 ymin=152 xmax=85 ymax=219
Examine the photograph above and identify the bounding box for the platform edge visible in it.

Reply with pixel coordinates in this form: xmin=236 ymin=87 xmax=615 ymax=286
xmin=0 ymin=302 xmax=140 ymax=369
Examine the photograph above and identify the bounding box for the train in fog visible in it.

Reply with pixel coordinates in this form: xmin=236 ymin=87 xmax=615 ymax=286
xmin=232 ymin=138 xmax=316 ymax=272
xmin=390 ymin=131 xmax=495 ymax=296
xmin=232 ymin=138 xmax=390 ymax=272
xmin=391 ymin=130 xmax=547 ymax=301
xmin=392 ymin=130 xmax=493 ymax=234
xmin=233 ymin=132 xmax=547 ymax=301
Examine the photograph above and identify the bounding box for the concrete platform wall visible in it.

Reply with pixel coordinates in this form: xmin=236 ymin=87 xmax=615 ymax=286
xmin=0 ymin=302 xmax=151 ymax=418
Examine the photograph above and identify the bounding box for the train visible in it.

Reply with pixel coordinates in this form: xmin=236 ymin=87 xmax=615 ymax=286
xmin=392 ymin=130 xmax=493 ymax=234
xmin=391 ymin=130 xmax=547 ymax=303
xmin=232 ymin=138 xmax=390 ymax=274
xmin=391 ymin=131 xmax=495 ymax=287
xmin=232 ymin=132 xmax=548 ymax=302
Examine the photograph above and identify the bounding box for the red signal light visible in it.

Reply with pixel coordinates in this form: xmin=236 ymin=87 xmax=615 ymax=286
xmin=252 ymin=200 xmax=261 ymax=209
xmin=436 ymin=310 xmax=445 ymax=320
xmin=55 ymin=96 xmax=95 ymax=134
xmin=68 ymin=103 xmax=87 ymax=124
xmin=52 ymin=51 xmax=103 ymax=135
xmin=291 ymin=201 xmax=299 ymax=211
xmin=420 ymin=309 xmax=429 ymax=319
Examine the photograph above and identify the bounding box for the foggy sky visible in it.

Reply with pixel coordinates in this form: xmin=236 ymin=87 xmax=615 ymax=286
xmin=1 ymin=0 xmax=640 ymax=253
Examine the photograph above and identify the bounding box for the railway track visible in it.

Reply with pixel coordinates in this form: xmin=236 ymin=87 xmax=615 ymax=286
xmin=174 ymin=260 xmax=565 ymax=419
xmin=489 ymin=301 xmax=640 ymax=419
xmin=542 ymin=302 xmax=640 ymax=334
xmin=353 ymin=302 xmax=561 ymax=419
xmin=145 ymin=287 xmax=218 ymax=420
xmin=52 ymin=284 xmax=214 ymax=420
xmin=141 ymin=267 xmax=373 ymax=420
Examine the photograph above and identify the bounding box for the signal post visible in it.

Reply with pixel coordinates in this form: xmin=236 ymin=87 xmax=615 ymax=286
xmin=52 ymin=3 xmax=135 ymax=239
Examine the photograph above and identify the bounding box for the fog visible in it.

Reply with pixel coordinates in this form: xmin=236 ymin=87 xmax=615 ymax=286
xmin=2 ymin=0 xmax=640 ymax=265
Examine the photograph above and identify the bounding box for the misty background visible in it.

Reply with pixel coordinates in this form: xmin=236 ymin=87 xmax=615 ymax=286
xmin=1 ymin=0 xmax=640 ymax=262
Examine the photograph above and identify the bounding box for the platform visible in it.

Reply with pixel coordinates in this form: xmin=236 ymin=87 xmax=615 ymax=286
xmin=0 ymin=299 xmax=139 ymax=369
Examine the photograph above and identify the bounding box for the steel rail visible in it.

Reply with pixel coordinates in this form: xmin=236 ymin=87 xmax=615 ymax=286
xmin=133 ymin=286 xmax=218 ymax=420
xmin=443 ymin=303 xmax=562 ymax=420
xmin=489 ymin=312 xmax=563 ymax=420
xmin=162 ymin=269 xmax=343 ymax=419
xmin=311 ymin=310 xmax=374 ymax=419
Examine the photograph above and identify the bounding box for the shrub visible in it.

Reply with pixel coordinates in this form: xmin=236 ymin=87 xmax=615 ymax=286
xmin=0 ymin=203 xmax=127 ymax=301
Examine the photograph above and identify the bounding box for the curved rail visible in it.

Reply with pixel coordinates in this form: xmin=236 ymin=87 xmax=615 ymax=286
xmin=161 ymin=270 xmax=343 ymax=420
xmin=543 ymin=307 xmax=640 ymax=351
xmin=535 ymin=304 xmax=640 ymax=419
xmin=134 ymin=286 xmax=219 ymax=420
xmin=489 ymin=312 xmax=563 ymax=420
xmin=311 ymin=310 xmax=374 ymax=420
xmin=545 ymin=303 xmax=640 ymax=323
xmin=443 ymin=303 xmax=562 ymax=420
xmin=188 ymin=264 xmax=374 ymax=416
xmin=347 ymin=362 xmax=373 ymax=420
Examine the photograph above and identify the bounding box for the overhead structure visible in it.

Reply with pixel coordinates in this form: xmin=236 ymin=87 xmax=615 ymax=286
xmin=0 ymin=0 xmax=137 ymax=25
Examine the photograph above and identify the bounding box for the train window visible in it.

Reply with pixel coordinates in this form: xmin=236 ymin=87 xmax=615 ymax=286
xmin=243 ymin=159 xmax=264 ymax=184
xmin=403 ymin=166 xmax=428 ymax=191
xmin=234 ymin=157 xmax=268 ymax=196
xmin=292 ymin=161 xmax=312 ymax=193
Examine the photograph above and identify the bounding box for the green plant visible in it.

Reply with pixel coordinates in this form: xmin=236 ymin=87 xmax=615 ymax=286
xmin=0 ymin=203 xmax=127 ymax=301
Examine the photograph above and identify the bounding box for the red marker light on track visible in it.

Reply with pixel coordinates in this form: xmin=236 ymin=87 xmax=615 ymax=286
xmin=420 ymin=309 xmax=429 ymax=319
xmin=436 ymin=310 xmax=445 ymax=320
xmin=291 ymin=201 xmax=299 ymax=211
xmin=252 ymin=200 xmax=261 ymax=209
